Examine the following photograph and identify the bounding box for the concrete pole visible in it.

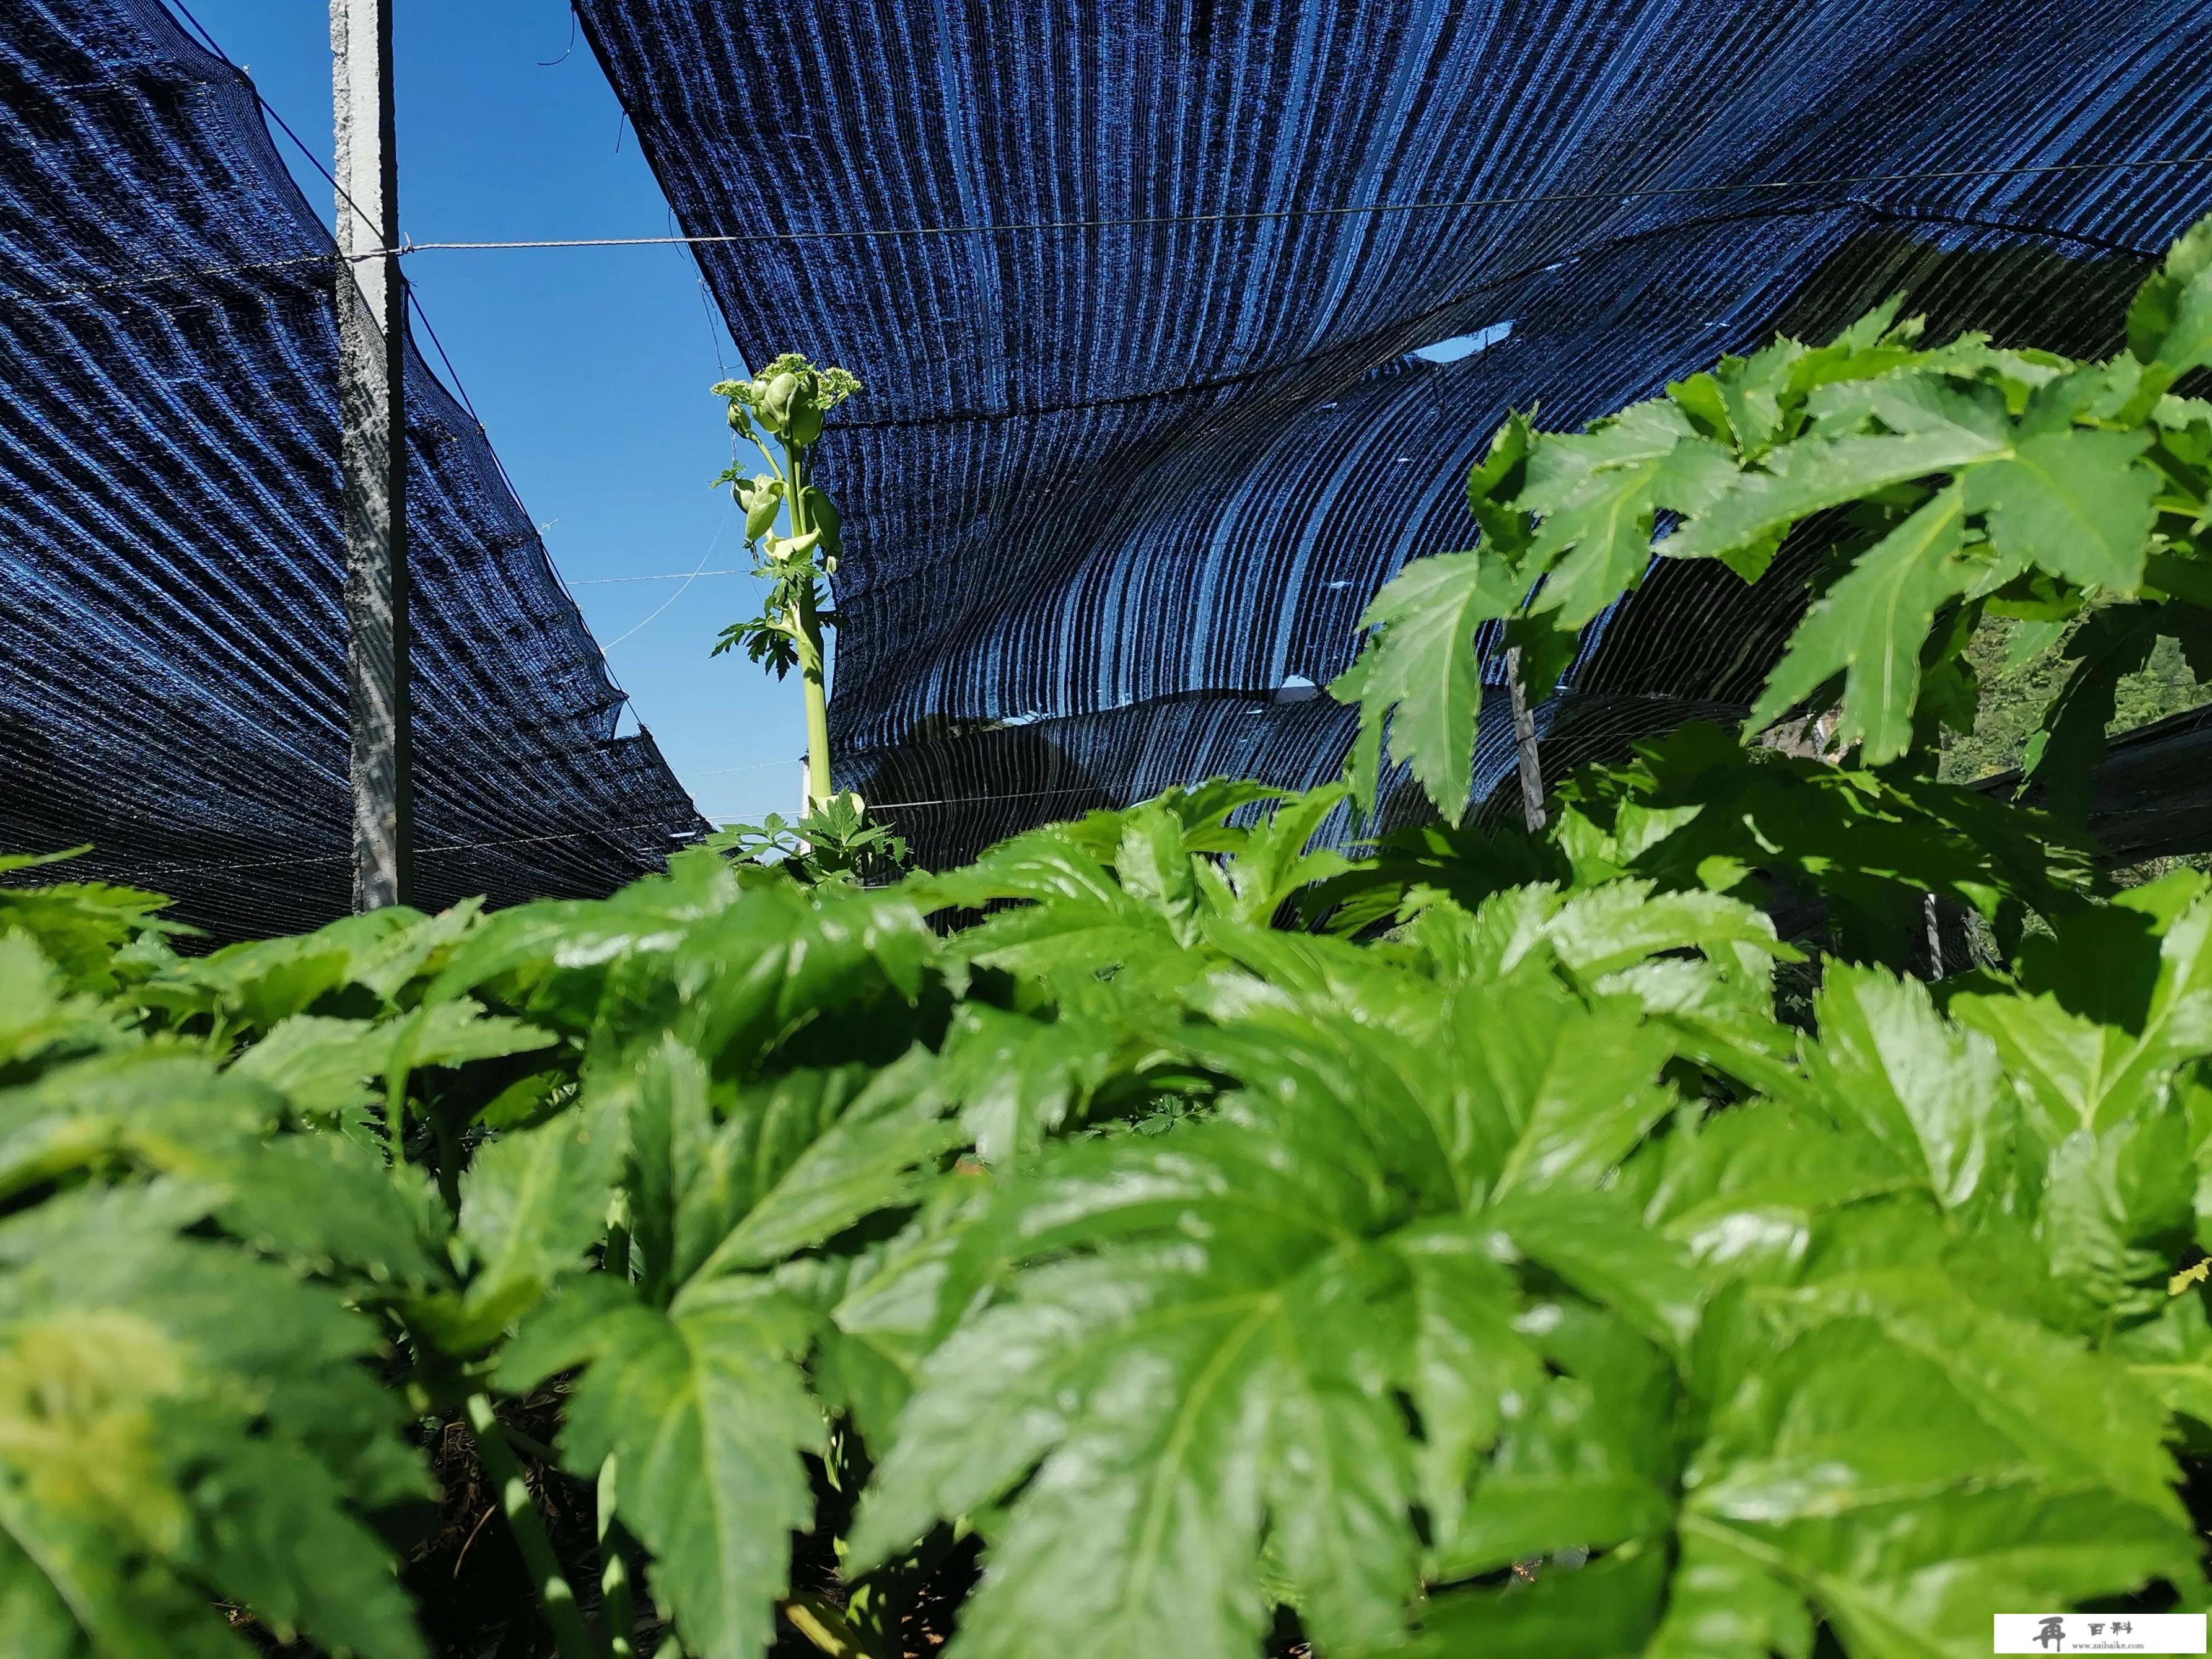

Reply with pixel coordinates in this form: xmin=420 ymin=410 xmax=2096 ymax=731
xmin=333 ymin=0 xmax=411 ymax=908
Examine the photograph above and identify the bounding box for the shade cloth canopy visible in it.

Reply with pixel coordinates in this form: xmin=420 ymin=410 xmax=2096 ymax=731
xmin=579 ymin=0 xmax=2212 ymax=861
xmin=2 ymin=0 xmax=705 ymax=937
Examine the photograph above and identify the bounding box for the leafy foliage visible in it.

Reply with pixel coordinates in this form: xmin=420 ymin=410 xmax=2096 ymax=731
xmin=702 ymin=791 xmax=911 ymax=888
xmin=14 ymin=215 xmax=2212 ymax=1659
xmin=1337 ymin=213 xmax=2212 ymax=826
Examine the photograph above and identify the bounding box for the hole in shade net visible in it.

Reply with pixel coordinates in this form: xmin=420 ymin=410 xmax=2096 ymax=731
xmin=1274 ymin=674 xmax=1321 ymax=704
xmin=1408 ymin=318 xmax=1514 ymax=364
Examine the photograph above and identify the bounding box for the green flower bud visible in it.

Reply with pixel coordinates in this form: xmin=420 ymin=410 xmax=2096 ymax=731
xmin=759 ymin=370 xmax=802 ymax=433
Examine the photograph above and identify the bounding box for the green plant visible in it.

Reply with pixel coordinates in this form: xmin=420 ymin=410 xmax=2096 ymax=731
xmin=710 ymin=354 xmax=862 ymax=813
xmin=1337 ymin=215 xmax=2212 ymax=828
xmin=13 ymin=756 xmax=2212 ymax=1657
xmin=702 ymin=792 xmax=911 ymax=888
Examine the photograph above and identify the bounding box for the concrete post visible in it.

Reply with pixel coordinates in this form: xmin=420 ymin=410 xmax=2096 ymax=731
xmin=332 ymin=0 xmax=411 ymax=908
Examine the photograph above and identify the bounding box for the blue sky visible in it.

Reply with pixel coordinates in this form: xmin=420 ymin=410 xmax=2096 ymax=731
xmin=166 ymin=0 xmax=805 ymax=825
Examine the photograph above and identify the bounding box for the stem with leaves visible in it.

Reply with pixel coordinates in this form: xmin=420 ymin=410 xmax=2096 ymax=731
xmin=709 ymin=356 xmax=860 ymax=812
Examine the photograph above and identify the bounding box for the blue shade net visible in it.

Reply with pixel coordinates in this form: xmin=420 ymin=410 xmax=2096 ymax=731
xmin=2 ymin=0 xmax=706 ymax=940
xmin=577 ymin=0 xmax=2212 ymax=865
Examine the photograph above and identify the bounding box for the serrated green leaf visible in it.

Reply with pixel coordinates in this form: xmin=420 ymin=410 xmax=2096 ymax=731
xmin=1749 ymin=487 xmax=1970 ymax=763
xmin=183 ymin=1434 xmax=425 ymax=1659
xmin=543 ymin=1277 xmax=823 ymax=1659
xmin=1806 ymin=965 xmax=2008 ymax=1215
xmin=1516 ymin=401 xmax=1695 ymax=626
xmin=400 ymin=998 xmax=556 ymax=1070
xmin=1645 ymin=1526 xmax=1812 ymax=1659
xmin=1387 ymin=1220 xmax=1542 ymax=1550
xmin=1222 ymin=784 xmax=1352 ymax=924
xmin=1688 ymin=1272 xmax=2193 ymax=1655
xmin=671 ymin=883 xmax=933 ymax=1074
xmin=447 ymin=1090 xmax=624 ymax=1339
xmin=933 ymin=1004 xmax=1124 ymax=1163
xmin=686 ymin=1053 xmax=956 ymax=1280
xmin=227 ymin=1016 xmax=386 ymax=1121
xmin=1392 ymin=1543 xmax=1669 ymax=1659
xmin=1483 ymin=1189 xmax=1704 ymax=1359
xmin=1962 ymin=427 xmax=2156 ymax=589
xmin=1454 ymin=990 xmax=1678 ymax=1202
xmin=1666 ymin=429 xmax=1996 ymax=565
xmin=2129 ymin=211 xmax=2212 ymax=372
xmin=214 ymin=1134 xmax=445 ymax=1289
xmin=0 ymin=1056 xmax=274 ymax=1202
xmin=1339 ymin=553 xmax=1528 ymax=823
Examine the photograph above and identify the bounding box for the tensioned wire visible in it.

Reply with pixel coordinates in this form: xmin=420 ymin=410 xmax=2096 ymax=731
xmin=19 ymin=152 xmax=2212 ymax=304
xmin=125 ymin=784 xmax=1117 ymax=873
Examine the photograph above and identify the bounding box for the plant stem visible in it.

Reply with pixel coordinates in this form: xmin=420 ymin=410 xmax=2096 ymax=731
xmin=785 ymin=446 xmax=834 ymax=809
xmin=383 ymin=1005 xmax=427 ymax=1184
xmin=597 ymin=1458 xmax=636 ymax=1659
xmin=779 ymin=1591 xmax=889 ymax=1658
xmin=606 ymin=1198 xmax=632 ymax=1285
xmin=465 ymin=1394 xmax=608 ymax=1659
xmin=431 ymin=1108 xmax=463 ymax=1218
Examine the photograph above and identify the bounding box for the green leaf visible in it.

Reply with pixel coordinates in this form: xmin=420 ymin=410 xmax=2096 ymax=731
xmin=1394 ymin=1544 xmax=1669 ymax=1659
xmin=230 ymin=1000 xmax=551 ymax=1125
xmin=818 ymin=1206 xmax=977 ymax=1446
xmin=1666 ymin=428 xmax=1998 ymax=566
xmin=1482 ymin=1188 xmax=1704 ymax=1359
xmin=1451 ymin=989 xmax=1679 ymax=1203
xmin=228 ymin=1016 xmax=387 ymax=1121
xmin=1113 ymin=807 xmax=1203 ymax=944
xmin=847 ymin=1123 xmax=1436 ymax=1658
xmin=1388 ymin=1220 xmax=1543 ymax=1550
xmin=854 ymin=1239 xmax=1417 ymax=1659
xmin=684 ymin=1054 xmax=956 ymax=1280
xmin=400 ymin=999 xmax=556 ymax=1071
xmin=214 ymin=1133 xmax=446 ymax=1289
xmin=671 ymin=883 xmax=933 ymax=1074
xmin=1516 ymin=400 xmax=1698 ymax=626
xmin=1335 ymin=553 xmax=1528 ymax=823
xmin=1748 ymin=487 xmax=1970 ymax=763
xmin=1961 ymin=428 xmax=2157 ymax=589
xmin=0 ymin=932 xmax=133 ymax=1072
xmin=445 ymin=1090 xmax=624 ymax=1340
xmin=0 ymin=1193 xmax=427 ymax=1659
xmin=2022 ymin=604 xmax=2212 ymax=820
xmin=1805 ymin=965 xmax=2008 ymax=1215
xmin=933 ymin=1004 xmax=1126 ymax=1163
xmin=517 ymin=1277 xmax=823 ymax=1659
xmin=0 ymin=872 xmax=178 ymax=999
xmin=1951 ymin=989 xmax=2200 ymax=1143
xmin=2128 ymin=211 xmax=2212 ymax=373
xmin=1222 ymin=784 xmax=1352 ymax=924
xmin=183 ymin=1435 xmax=426 ymax=1659
xmin=1688 ymin=1272 xmax=2192 ymax=1655
xmin=1645 ymin=1527 xmax=1812 ymax=1659
xmin=0 ymin=1056 xmax=274 ymax=1203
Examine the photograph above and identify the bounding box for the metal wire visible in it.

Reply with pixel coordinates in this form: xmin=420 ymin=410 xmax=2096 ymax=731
xmin=20 ymin=151 xmax=2210 ymax=302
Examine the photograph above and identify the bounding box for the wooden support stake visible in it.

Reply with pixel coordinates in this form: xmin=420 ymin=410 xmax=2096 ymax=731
xmin=1505 ymin=644 xmax=1545 ymax=833
xmin=333 ymin=0 xmax=411 ymax=909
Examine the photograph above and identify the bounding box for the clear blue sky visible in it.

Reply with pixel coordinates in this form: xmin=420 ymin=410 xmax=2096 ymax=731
xmin=165 ymin=0 xmax=805 ymax=825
